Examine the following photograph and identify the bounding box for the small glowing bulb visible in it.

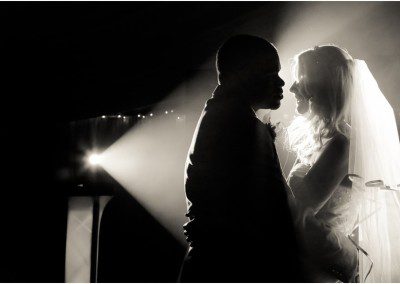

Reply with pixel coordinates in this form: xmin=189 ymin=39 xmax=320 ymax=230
xmin=117 ymin=114 xmax=122 ymax=118
xmin=137 ymin=114 xmax=141 ymax=118
xmin=101 ymin=115 xmax=106 ymax=119
xmin=88 ymin=154 xmax=102 ymax=166
xmin=177 ymin=116 xmax=180 ymax=120
xmin=150 ymin=113 xmax=153 ymax=117
xmin=165 ymin=111 xmax=168 ymax=114
xmin=171 ymin=110 xmax=174 ymax=113
xmin=142 ymin=116 xmax=146 ymax=119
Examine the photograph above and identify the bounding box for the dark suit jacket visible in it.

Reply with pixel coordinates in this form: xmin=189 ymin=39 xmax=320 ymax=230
xmin=181 ymin=86 xmax=303 ymax=282
xmin=180 ymin=85 xmax=304 ymax=282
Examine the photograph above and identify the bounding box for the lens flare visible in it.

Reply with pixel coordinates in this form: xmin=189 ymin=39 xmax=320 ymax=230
xmin=88 ymin=153 xmax=103 ymax=166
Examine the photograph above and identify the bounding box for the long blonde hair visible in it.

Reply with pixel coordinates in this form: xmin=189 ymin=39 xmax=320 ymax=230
xmin=288 ymin=45 xmax=354 ymax=164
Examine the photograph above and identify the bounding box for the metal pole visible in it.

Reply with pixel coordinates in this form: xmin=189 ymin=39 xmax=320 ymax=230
xmin=90 ymin=196 xmax=100 ymax=283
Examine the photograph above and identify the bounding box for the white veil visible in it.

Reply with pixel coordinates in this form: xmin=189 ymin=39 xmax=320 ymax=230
xmin=348 ymin=59 xmax=400 ymax=282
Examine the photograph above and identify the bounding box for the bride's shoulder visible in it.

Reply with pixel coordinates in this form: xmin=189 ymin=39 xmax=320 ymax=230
xmin=313 ymin=132 xmax=350 ymax=169
xmin=308 ymin=132 xmax=349 ymax=165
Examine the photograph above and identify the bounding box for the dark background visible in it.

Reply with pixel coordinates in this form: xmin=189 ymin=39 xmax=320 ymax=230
xmin=1 ymin=2 xmax=274 ymax=282
xmin=1 ymin=2 xmax=400 ymax=282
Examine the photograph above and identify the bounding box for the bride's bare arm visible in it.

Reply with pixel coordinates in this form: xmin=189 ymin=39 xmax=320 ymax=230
xmin=296 ymin=133 xmax=349 ymax=214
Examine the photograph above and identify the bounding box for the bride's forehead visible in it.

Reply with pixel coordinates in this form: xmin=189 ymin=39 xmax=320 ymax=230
xmin=298 ymin=59 xmax=319 ymax=74
xmin=297 ymin=64 xmax=307 ymax=75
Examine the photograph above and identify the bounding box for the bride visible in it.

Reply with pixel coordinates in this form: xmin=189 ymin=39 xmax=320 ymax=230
xmin=286 ymin=45 xmax=400 ymax=282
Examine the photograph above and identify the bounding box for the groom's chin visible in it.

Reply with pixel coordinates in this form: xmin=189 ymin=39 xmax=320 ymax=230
xmin=270 ymin=101 xmax=281 ymax=110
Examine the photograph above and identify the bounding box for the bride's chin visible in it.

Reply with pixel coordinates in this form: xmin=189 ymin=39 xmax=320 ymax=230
xmin=296 ymin=104 xmax=309 ymax=115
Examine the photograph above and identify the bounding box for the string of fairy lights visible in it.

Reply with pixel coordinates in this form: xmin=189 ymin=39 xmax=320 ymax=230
xmin=86 ymin=109 xmax=186 ymax=167
xmin=99 ymin=109 xmax=185 ymax=122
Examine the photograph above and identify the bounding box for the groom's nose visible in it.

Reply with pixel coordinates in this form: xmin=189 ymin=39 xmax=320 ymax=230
xmin=277 ymin=76 xmax=285 ymax=87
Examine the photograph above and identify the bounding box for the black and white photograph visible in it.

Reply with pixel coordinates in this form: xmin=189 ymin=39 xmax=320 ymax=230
xmin=1 ymin=1 xmax=400 ymax=282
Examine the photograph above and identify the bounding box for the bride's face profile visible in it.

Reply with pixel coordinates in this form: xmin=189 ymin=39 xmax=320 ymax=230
xmin=290 ymin=54 xmax=331 ymax=118
xmin=290 ymin=72 xmax=310 ymax=115
xmin=289 ymin=60 xmax=320 ymax=115
xmin=291 ymin=46 xmax=353 ymax=120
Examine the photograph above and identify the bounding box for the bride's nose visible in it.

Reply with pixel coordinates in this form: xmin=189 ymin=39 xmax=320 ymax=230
xmin=289 ymin=82 xmax=297 ymax=93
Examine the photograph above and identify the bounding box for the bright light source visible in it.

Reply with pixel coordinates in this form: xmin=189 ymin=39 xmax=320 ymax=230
xmin=171 ymin=110 xmax=174 ymax=113
xmin=150 ymin=113 xmax=153 ymax=116
xmin=165 ymin=111 xmax=168 ymax=114
xmin=88 ymin=153 xmax=103 ymax=166
xmin=137 ymin=114 xmax=141 ymax=118
xmin=101 ymin=115 xmax=106 ymax=118
xmin=142 ymin=116 xmax=146 ymax=119
xmin=177 ymin=116 xmax=180 ymax=120
xmin=117 ymin=115 xmax=122 ymax=118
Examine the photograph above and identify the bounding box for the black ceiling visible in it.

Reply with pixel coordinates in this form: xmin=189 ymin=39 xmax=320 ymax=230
xmin=2 ymin=2 xmax=287 ymax=121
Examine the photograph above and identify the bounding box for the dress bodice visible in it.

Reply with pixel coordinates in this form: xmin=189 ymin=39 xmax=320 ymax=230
xmin=288 ymin=158 xmax=360 ymax=236
xmin=287 ymin=135 xmax=361 ymax=282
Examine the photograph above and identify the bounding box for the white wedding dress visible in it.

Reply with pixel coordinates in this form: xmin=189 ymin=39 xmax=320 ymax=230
xmin=287 ymin=140 xmax=361 ymax=282
xmin=287 ymin=60 xmax=400 ymax=282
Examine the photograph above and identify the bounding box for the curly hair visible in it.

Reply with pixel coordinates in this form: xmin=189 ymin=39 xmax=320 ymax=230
xmin=287 ymin=45 xmax=354 ymax=164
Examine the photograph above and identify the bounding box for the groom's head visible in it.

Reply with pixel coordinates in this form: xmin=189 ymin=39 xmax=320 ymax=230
xmin=216 ymin=35 xmax=284 ymax=110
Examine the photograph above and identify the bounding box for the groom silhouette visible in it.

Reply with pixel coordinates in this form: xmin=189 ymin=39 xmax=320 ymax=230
xmin=179 ymin=35 xmax=304 ymax=282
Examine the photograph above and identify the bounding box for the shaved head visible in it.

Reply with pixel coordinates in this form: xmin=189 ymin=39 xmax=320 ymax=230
xmin=216 ymin=34 xmax=279 ymax=82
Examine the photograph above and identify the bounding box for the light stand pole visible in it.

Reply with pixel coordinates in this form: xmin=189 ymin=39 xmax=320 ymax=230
xmin=90 ymin=194 xmax=112 ymax=283
xmin=65 ymin=182 xmax=113 ymax=283
xmin=90 ymin=195 xmax=100 ymax=283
